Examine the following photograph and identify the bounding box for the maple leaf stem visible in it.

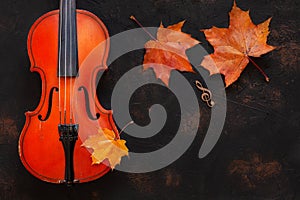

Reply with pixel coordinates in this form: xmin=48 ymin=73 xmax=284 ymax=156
xmin=119 ymin=121 xmax=134 ymax=135
xmin=130 ymin=15 xmax=158 ymax=41
xmin=247 ymin=56 xmax=270 ymax=82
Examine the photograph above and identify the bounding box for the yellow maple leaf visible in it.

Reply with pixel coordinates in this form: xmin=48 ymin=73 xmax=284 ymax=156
xmin=81 ymin=128 xmax=129 ymax=169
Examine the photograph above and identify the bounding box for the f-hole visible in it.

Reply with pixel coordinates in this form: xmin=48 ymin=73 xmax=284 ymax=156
xmin=38 ymin=87 xmax=59 ymax=121
xmin=78 ymin=86 xmax=100 ymax=120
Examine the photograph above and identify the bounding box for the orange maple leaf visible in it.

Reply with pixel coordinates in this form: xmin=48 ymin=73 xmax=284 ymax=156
xmin=81 ymin=128 xmax=128 ymax=169
xmin=201 ymin=1 xmax=276 ymax=87
xmin=143 ymin=20 xmax=200 ymax=86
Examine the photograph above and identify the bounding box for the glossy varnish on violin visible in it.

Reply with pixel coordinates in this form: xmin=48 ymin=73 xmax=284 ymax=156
xmin=19 ymin=0 xmax=119 ymax=184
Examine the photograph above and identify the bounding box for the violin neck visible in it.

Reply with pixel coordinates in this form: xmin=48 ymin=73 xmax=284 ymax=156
xmin=58 ymin=0 xmax=79 ymax=77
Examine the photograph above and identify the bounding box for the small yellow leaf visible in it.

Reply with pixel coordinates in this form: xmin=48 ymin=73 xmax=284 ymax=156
xmin=81 ymin=128 xmax=129 ymax=169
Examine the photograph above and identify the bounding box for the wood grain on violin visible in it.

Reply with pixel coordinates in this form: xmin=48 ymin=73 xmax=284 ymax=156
xmin=18 ymin=0 xmax=119 ymax=184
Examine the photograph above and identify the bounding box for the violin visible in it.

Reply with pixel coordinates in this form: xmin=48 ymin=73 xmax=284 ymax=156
xmin=19 ymin=0 xmax=119 ymax=184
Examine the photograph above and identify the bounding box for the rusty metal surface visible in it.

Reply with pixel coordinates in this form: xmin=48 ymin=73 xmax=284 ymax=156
xmin=0 ymin=0 xmax=299 ymax=199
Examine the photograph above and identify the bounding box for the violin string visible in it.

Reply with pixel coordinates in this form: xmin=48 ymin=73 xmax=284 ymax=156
xmin=58 ymin=0 xmax=63 ymax=124
xmin=69 ymin=0 xmax=73 ymax=124
xmin=64 ymin=0 xmax=67 ymax=124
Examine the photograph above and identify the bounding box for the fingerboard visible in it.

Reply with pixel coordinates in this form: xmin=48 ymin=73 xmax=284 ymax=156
xmin=58 ymin=0 xmax=78 ymax=77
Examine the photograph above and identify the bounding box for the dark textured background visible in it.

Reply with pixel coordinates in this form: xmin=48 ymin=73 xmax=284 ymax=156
xmin=0 ymin=0 xmax=299 ymax=199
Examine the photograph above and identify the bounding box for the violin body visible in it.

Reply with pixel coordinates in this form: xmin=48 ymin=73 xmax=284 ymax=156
xmin=19 ymin=8 xmax=119 ymax=184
